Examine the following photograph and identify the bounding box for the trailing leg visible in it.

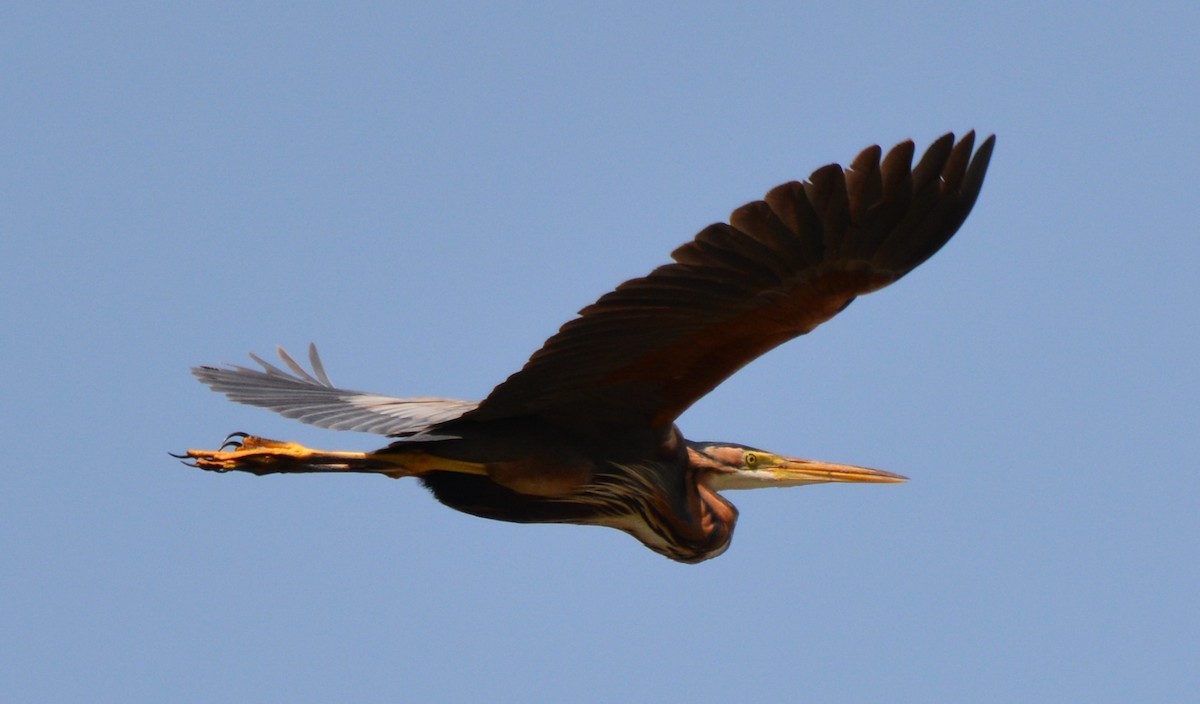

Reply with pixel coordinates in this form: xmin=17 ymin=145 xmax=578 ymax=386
xmin=175 ymin=433 xmax=392 ymax=476
xmin=174 ymin=433 xmax=490 ymax=479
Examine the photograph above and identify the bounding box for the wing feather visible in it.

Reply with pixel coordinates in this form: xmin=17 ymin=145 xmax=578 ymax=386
xmin=469 ymin=133 xmax=994 ymax=435
xmin=193 ymin=343 xmax=477 ymax=437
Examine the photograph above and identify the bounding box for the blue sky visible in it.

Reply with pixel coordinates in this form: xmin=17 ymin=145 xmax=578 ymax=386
xmin=3 ymin=3 xmax=1197 ymax=702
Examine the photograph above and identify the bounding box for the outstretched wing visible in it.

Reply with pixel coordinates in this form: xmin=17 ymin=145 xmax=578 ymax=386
xmin=192 ymin=343 xmax=478 ymax=437
xmin=469 ymin=132 xmax=994 ymax=435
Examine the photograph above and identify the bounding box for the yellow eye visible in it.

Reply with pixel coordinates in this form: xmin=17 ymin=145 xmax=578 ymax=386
xmin=744 ymin=452 xmax=759 ymax=466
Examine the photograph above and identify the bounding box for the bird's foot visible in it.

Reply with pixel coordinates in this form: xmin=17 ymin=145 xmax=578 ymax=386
xmin=172 ymin=432 xmax=368 ymax=475
xmin=173 ymin=434 xmax=491 ymax=479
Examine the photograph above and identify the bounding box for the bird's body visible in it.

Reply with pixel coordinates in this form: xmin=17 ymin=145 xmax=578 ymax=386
xmin=181 ymin=132 xmax=994 ymax=562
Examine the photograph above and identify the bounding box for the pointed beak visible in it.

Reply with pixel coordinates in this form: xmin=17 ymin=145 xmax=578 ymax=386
xmin=770 ymin=457 xmax=908 ymax=485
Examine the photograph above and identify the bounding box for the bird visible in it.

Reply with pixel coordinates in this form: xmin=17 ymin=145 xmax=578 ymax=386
xmin=179 ymin=131 xmax=994 ymax=563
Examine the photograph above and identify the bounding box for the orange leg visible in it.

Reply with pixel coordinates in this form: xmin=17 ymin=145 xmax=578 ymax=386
xmin=174 ymin=433 xmax=489 ymax=478
xmin=174 ymin=433 xmax=385 ymax=476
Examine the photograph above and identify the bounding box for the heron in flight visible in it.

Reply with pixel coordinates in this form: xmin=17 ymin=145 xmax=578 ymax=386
xmin=180 ymin=132 xmax=994 ymax=562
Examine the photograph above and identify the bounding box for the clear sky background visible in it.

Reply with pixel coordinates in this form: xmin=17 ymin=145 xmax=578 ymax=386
xmin=3 ymin=3 xmax=1197 ymax=702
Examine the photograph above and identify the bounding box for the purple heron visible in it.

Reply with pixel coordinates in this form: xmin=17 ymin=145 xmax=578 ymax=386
xmin=179 ymin=132 xmax=994 ymax=562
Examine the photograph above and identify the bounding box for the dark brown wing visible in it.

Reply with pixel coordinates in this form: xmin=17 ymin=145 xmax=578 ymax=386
xmin=466 ymin=132 xmax=994 ymax=437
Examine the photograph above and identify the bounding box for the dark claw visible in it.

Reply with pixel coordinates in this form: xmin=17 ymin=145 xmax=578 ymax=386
xmin=168 ymin=451 xmax=197 ymax=467
xmin=220 ymin=431 xmax=249 ymax=451
xmin=168 ymin=453 xmax=217 ymax=470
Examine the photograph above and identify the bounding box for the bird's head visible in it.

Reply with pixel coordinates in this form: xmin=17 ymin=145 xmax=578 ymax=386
xmin=686 ymin=441 xmax=907 ymax=491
